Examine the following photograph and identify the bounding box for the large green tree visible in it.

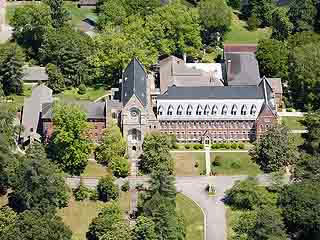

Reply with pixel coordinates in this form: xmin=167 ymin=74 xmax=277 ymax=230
xmin=288 ymin=0 xmax=318 ymax=32
xmin=11 ymin=4 xmax=52 ymax=59
xmin=3 ymin=210 xmax=72 ymax=240
xmin=87 ymin=201 xmax=130 ymax=240
xmin=293 ymin=153 xmax=320 ymax=182
xmin=271 ymin=7 xmax=293 ymax=41
xmin=279 ymin=181 xmax=320 ymax=239
xmin=45 ymin=0 xmax=69 ymax=28
xmin=40 ymin=26 xmax=93 ymax=87
xmin=0 ymin=207 xmax=17 ymax=239
xmin=199 ymin=0 xmax=232 ymax=45
xmin=242 ymin=0 xmax=276 ymax=27
xmin=46 ymin=63 xmax=65 ymax=93
xmin=288 ymin=42 xmax=320 ymax=110
xmin=97 ymin=176 xmax=119 ymax=202
xmin=97 ymin=0 xmax=128 ymax=28
xmin=9 ymin=143 xmax=69 ymax=213
xmin=47 ymin=104 xmax=92 ymax=176
xmin=140 ymin=133 xmax=174 ymax=174
xmin=300 ymin=111 xmax=320 ymax=154
xmin=0 ymin=43 xmax=25 ymax=96
xmin=133 ymin=216 xmax=157 ymax=240
xmin=256 ymin=39 xmax=289 ymax=80
xmin=250 ymin=124 xmax=297 ymax=173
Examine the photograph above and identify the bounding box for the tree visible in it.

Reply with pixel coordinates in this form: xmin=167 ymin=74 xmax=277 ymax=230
xmin=288 ymin=42 xmax=320 ymax=110
xmin=199 ymin=0 xmax=232 ymax=45
xmin=133 ymin=216 xmax=157 ymax=240
xmin=97 ymin=176 xmax=119 ymax=202
xmin=271 ymin=7 xmax=293 ymax=41
xmin=46 ymin=63 xmax=65 ymax=93
xmin=300 ymin=111 xmax=320 ymax=154
xmin=87 ymin=201 xmax=129 ymax=240
xmin=293 ymin=153 xmax=320 ymax=182
xmin=0 ymin=104 xmax=18 ymax=147
xmin=97 ymin=0 xmax=128 ymax=28
xmin=3 ymin=210 xmax=72 ymax=240
xmin=40 ymin=26 xmax=93 ymax=87
xmin=227 ymin=0 xmax=241 ymax=10
xmin=110 ymin=156 xmax=130 ymax=178
xmin=288 ymin=0 xmax=317 ymax=32
xmin=0 ymin=43 xmax=25 ymax=96
xmin=140 ymin=133 xmax=174 ymax=173
xmin=279 ymin=181 xmax=320 ymax=238
xmin=145 ymin=1 xmax=202 ymax=58
xmin=250 ymin=124 xmax=297 ymax=173
xmin=9 ymin=143 xmax=69 ymax=213
xmin=45 ymin=0 xmax=69 ymax=28
xmin=96 ymin=123 xmax=126 ymax=165
xmin=125 ymin=0 xmax=161 ymax=17
xmin=225 ymin=177 xmax=277 ymax=210
xmin=10 ymin=4 xmax=52 ymax=59
xmin=242 ymin=0 xmax=276 ymax=27
xmin=0 ymin=207 xmax=17 ymax=238
xmin=255 ymin=39 xmax=289 ymax=80
xmin=47 ymin=103 xmax=92 ymax=176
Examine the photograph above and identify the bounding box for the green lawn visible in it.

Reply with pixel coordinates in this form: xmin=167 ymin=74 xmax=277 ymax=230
xmin=224 ymin=12 xmax=271 ymax=44
xmin=55 ymin=87 xmax=109 ymax=102
xmin=173 ymin=152 xmax=206 ymax=176
xmin=282 ymin=116 xmax=306 ymax=130
xmin=210 ymin=152 xmax=261 ymax=176
xmin=290 ymin=133 xmax=304 ymax=148
xmin=81 ymin=161 xmax=109 ymax=177
xmin=58 ymin=192 xmax=130 ymax=240
xmin=176 ymin=194 xmax=204 ymax=240
xmin=64 ymin=2 xmax=97 ymax=27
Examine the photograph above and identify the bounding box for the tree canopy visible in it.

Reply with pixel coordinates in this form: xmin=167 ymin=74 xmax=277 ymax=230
xmin=271 ymin=7 xmax=293 ymax=41
xmin=133 ymin=216 xmax=157 ymax=240
xmin=47 ymin=103 xmax=92 ymax=176
xmin=301 ymin=111 xmax=320 ymax=154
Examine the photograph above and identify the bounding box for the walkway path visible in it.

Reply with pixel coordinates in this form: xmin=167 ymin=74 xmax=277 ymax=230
xmin=66 ymin=175 xmax=273 ymax=240
xmin=205 ymin=146 xmax=211 ymax=176
xmin=278 ymin=112 xmax=305 ymax=117
xmin=171 ymin=150 xmax=249 ymax=153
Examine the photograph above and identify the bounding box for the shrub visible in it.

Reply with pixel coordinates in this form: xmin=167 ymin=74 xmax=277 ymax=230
xmin=97 ymin=176 xmax=119 ymax=202
xmin=195 ymin=162 xmax=199 ymax=168
xmin=136 ymin=183 xmax=145 ymax=191
xmin=121 ymin=181 xmax=130 ymax=192
xmin=247 ymin=15 xmax=260 ymax=31
xmin=73 ymin=179 xmax=91 ymax=201
xmin=78 ymin=84 xmax=86 ymax=95
xmin=231 ymin=143 xmax=238 ymax=149
xmin=211 ymin=144 xmax=218 ymax=149
xmin=213 ymin=155 xmax=223 ymax=166
xmin=193 ymin=144 xmax=199 ymax=150
xmin=239 ymin=143 xmax=245 ymax=149
xmin=185 ymin=144 xmax=191 ymax=149
xmin=110 ymin=156 xmax=129 ymax=178
xmin=89 ymin=189 xmax=99 ymax=201
xmin=199 ymin=144 xmax=204 ymax=150
xmin=231 ymin=159 xmax=241 ymax=169
xmin=224 ymin=143 xmax=231 ymax=149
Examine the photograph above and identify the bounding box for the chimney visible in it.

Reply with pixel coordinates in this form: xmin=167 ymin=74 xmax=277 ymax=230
xmin=183 ymin=53 xmax=187 ymax=63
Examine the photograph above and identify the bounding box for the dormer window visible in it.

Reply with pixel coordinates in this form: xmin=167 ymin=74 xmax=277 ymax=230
xmin=196 ymin=105 xmax=203 ymax=115
xmin=250 ymin=105 xmax=257 ymax=115
xmin=212 ymin=105 xmax=218 ymax=115
xmin=231 ymin=105 xmax=237 ymax=115
xmin=167 ymin=105 xmax=174 ymax=116
xmin=222 ymin=105 xmax=228 ymax=115
xmin=177 ymin=105 xmax=183 ymax=116
xmin=158 ymin=105 xmax=164 ymax=116
xmin=204 ymin=105 xmax=210 ymax=116
xmin=241 ymin=105 xmax=247 ymax=115
xmin=186 ymin=105 xmax=193 ymax=116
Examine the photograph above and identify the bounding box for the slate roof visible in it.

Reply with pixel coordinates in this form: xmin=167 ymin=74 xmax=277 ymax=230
xmin=224 ymin=52 xmax=260 ymax=86
xmin=41 ymin=101 xmax=106 ymax=119
xmin=22 ymin=66 xmax=48 ymax=82
xmin=158 ymin=85 xmax=265 ymax=100
xmin=21 ymin=84 xmax=53 ymax=141
xmin=224 ymin=44 xmax=257 ymax=53
xmin=122 ymin=58 xmax=148 ymax=107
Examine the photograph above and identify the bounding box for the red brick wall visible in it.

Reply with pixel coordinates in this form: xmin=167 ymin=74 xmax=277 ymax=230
xmin=256 ymin=106 xmax=277 ymax=139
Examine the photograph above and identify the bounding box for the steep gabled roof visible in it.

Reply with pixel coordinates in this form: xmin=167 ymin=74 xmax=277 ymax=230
xmin=122 ymin=58 xmax=147 ymax=107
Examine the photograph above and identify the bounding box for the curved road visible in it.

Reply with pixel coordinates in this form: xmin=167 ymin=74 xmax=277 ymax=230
xmin=66 ymin=175 xmax=273 ymax=240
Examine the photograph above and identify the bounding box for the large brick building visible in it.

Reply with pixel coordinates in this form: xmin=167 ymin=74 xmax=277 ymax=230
xmin=20 ymin=50 xmax=282 ymax=157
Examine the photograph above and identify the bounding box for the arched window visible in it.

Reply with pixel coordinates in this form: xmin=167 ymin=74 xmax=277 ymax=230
xmin=186 ymin=105 xmax=193 ymax=116
xmin=196 ymin=105 xmax=203 ymax=115
xmin=204 ymin=105 xmax=210 ymax=116
xmin=167 ymin=105 xmax=174 ymax=115
xmin=158 ymin=105 xmax=164 ymax=116
xmin=250 ymin=105 xmax=257 ymax=115
xmin=212 ymin=105 xmax=218 ymax=115
xmin=231 ymin=105 xmax=238 ymax=115
xmin=241 ymin=105 xmax=247 ymax=115
xmin=177 ymin=105 xmax=183 ymax=116
xmin=222 ymin=105 xmax=228 ymax=115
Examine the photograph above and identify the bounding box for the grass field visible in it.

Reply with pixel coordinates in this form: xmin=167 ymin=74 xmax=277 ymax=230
xmin=224 ymin=12 xmax=271 ymax=44
xmin=81 ymin=161 xmax=109 ymax=177
xmin=64 ymin=2 xmax=97 ymax=27
xmin=58 ymin=192 xmax=130 ymax=240
xmin=176 ymin=194 xmax=204 ymax=240
xmin=55 ymin=87 xmax=109 ymax=102
xmin=174 ymin=152 xmax=206 ymax=176
xmin=210 ymin=152 xmax=261 ymax=176
xmin=282 ymin=116 xmax=306 ymax=130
